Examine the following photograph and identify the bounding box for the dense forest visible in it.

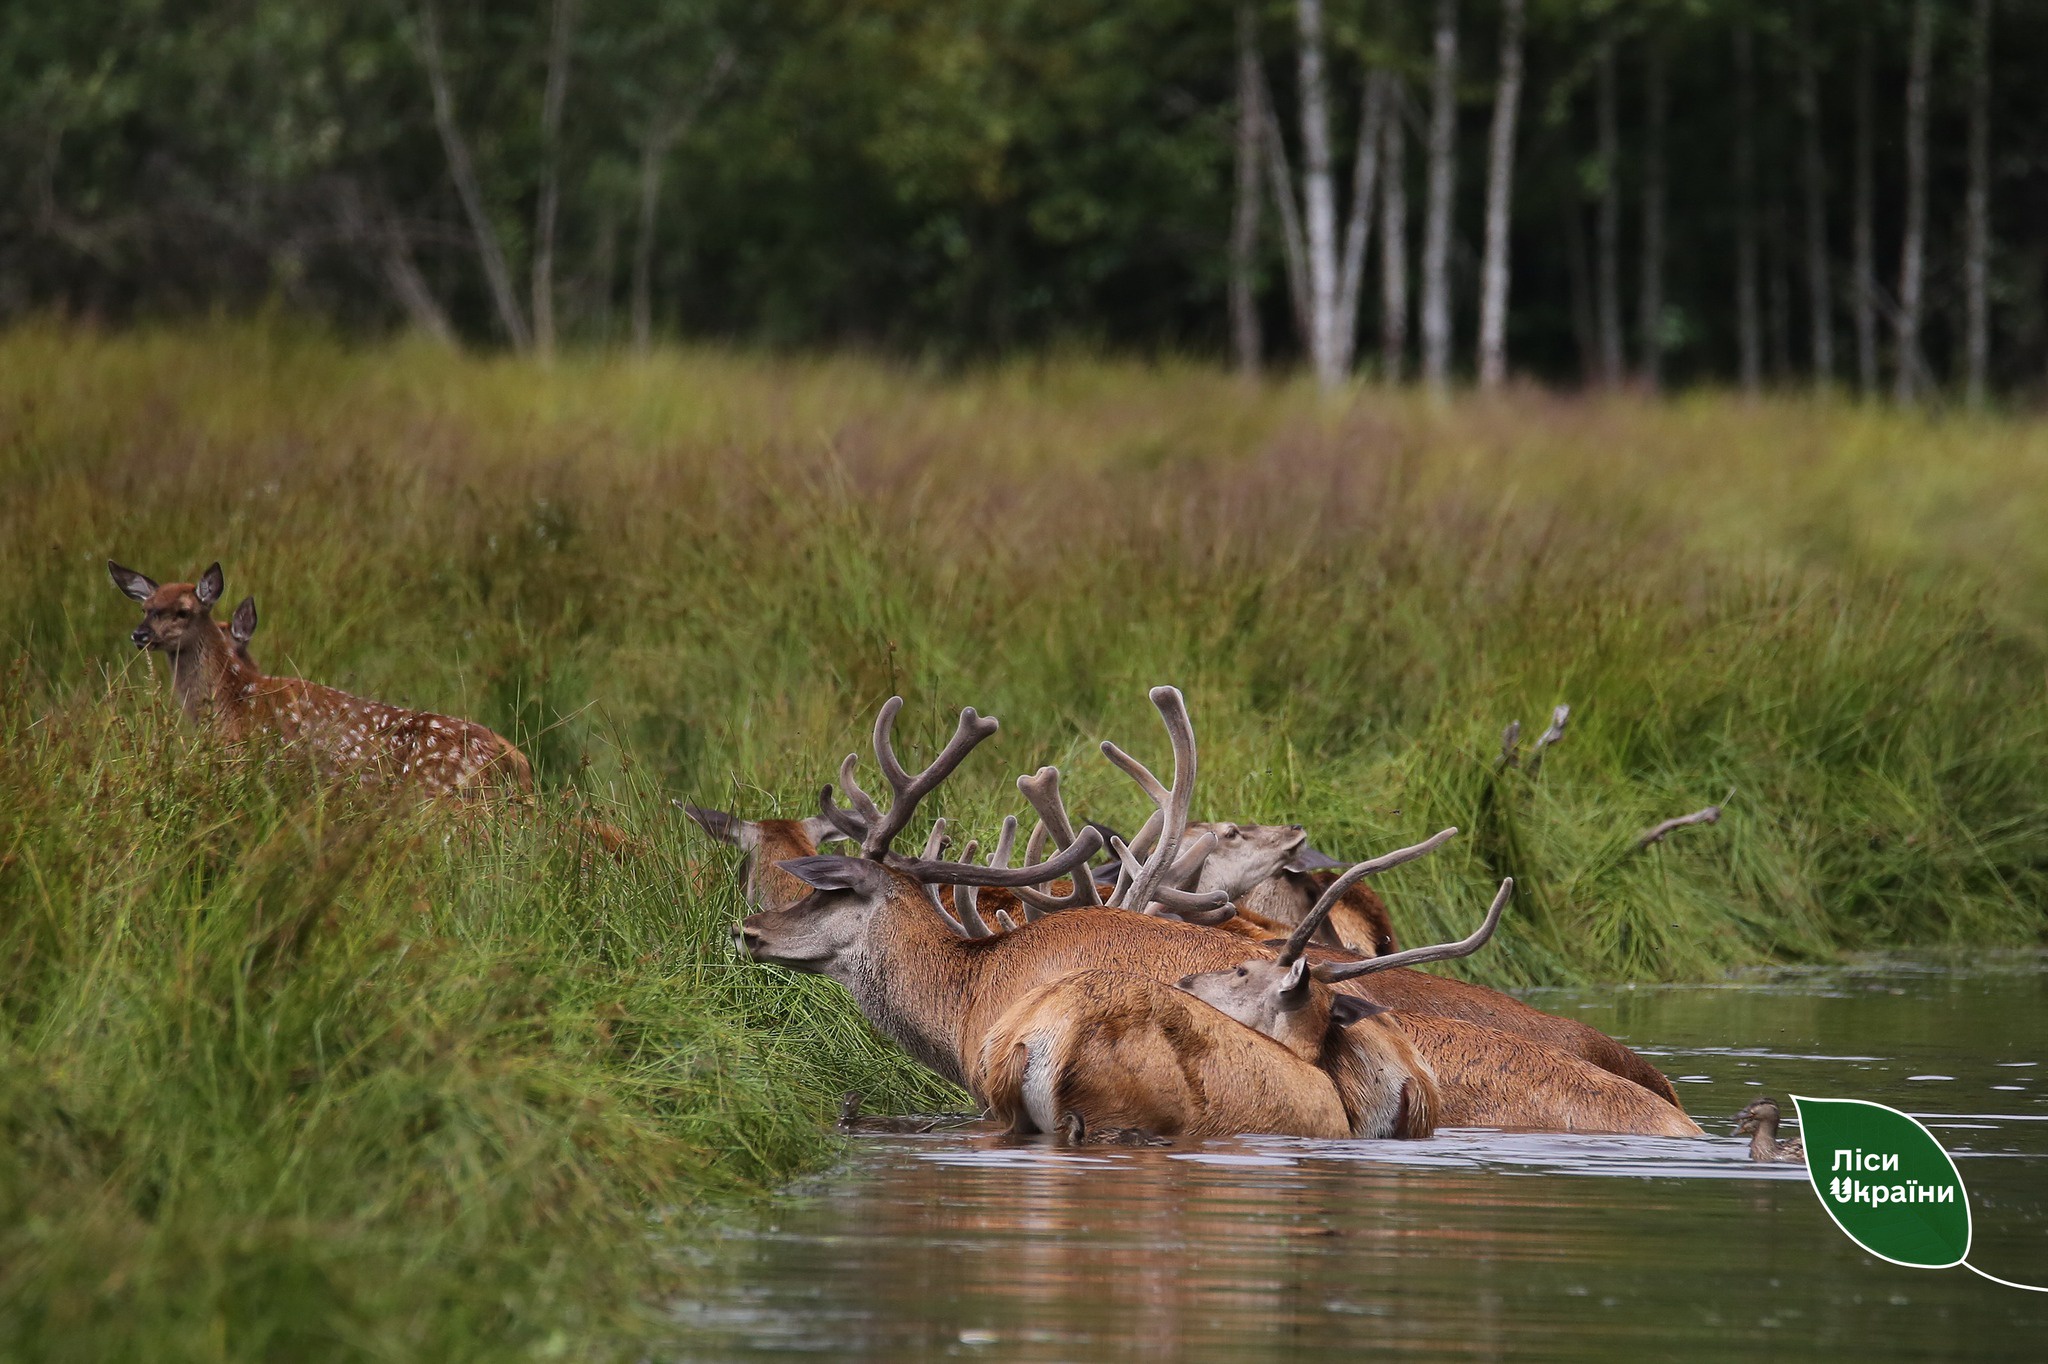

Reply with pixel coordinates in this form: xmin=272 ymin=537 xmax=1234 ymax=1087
xmin=3 ymin=1 xmax=2040 ymax=394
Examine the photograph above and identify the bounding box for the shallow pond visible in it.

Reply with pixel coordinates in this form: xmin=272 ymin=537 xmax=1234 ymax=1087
xmin=668 ymin=957 xmax=2048 ymax=1360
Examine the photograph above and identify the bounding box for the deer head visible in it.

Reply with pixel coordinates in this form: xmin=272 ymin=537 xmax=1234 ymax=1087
xmin=1178 ymin=830 xmax=1509 ymax=1059
xmin=737 ymin=698 xmax=1104 ymax=977
xmin=1183 ymin=820 xmax=1317 ymax=900
xmin=111 ymin=560 xmax=224 ymax=654
xmin=680 ymin=802 xmax=850 ymax=911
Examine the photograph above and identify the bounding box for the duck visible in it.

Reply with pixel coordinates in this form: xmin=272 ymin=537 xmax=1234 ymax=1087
xmin=1734 ymin=1096 xmax=1804 ymax=1163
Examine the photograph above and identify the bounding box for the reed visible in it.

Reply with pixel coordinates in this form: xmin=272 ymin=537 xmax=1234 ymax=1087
xmin=3 ymin=320 xmax=2047 ymax=1356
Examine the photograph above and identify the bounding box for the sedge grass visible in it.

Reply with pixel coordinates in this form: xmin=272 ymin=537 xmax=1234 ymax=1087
xmin=3 ymin=321 xmax=2048 ymax=1356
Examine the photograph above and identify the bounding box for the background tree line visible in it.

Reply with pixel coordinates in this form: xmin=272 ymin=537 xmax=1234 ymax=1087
xmin=2 ymin=0 xmax=2039 ymax=397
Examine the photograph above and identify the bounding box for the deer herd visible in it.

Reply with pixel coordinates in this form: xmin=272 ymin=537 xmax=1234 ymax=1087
xmin=109 ymin=560 xmax=1791 ymax=1156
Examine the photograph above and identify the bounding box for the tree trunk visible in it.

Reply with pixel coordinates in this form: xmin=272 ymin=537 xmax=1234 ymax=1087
xmin=1256 ymin=66 xmax=1313 ymax=351
xmin=628 ymin=46 xmax=733 ymax=356
xmin=335 ymin=178 xmax=456 ymax=345
xmin=1296 ymin=0 xmax=1342 ymax=388
xmin=1964 ymin=0 xmax=1992 ymax=406
xmin=1477 ymin=0 xmax=1525 ymax=391
xmin=1420 ymin=0 xmax=1459 ymax=391
xmin=1768 ymin=198 xmax=1793 ymax=379
xmin=532 ymin=0 xmax=580 ymax=364
xmin=1797 ymin=13 xmax=1834 ymax=385
xmin=414 ymin=0 xmax=530 ymax=351
xmin=1230 ymin=3 xmax=1265 ymax=375
xmin=1896 ymin=0 xmax=1933 ymax=404
xmin=1333 ymin=72 xmax=1386 ymax=375
xmin=1595 ymin=37 xmax=1624 ymax=386
xmin=1638 ymin=39 xmax=1666 ymax=388
xmin=1733 ymin=23 xmax=1760 ymax=395
xmin=1564 ymin=179 xmax=1596 ymax=384
xmin=1852 ymin=25 xmax=1878 ymax=396
xmin=1379 ymin=78 xmax=1409 ymax=382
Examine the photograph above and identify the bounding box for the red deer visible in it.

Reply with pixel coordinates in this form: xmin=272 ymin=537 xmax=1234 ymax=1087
xmin=680 ymin=804 xmax=848 ymax=910
xmin=111 ymin=561 xmax=531 ymax=796
xmin=1733 ymin=1097 xmax=1803 ymax=1163
xmin=1178 ymin=867 xmax=1702 ymax=1137
xmin=740 ymin=690 xmax=1691 ymax=1136
xmin=1239 ymin=856 xmax=1401 ymax=957
xmin=998 ymin=723 xmax=1685 ymax=1109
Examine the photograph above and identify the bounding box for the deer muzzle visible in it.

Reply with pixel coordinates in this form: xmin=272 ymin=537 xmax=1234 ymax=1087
xmin=131 ymin=625 xmax=154 ymax=649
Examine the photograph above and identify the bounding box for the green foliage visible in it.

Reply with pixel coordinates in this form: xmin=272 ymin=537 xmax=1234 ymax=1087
xmin=3 ymin=323 xmax=2048 ymax=1353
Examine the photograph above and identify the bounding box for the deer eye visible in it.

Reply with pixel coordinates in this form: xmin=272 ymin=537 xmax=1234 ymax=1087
xmin=1235 ymin=966 xmax=1247 ymax=977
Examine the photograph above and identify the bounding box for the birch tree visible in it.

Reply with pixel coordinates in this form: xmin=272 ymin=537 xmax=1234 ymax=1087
xmin=629 ymin=45 xmax=734 ymax=354
xmin=531 ymin=0 xmax=581 ymax=364
xmin=1380 ymin=77 xmax=1410 ymax=382
xmin=1476 ymin=0 xmax=1525 ymax=391
xmin=1230 ymin=3 xmax=1265 ymax=374
xmin=1964 ymin=0 xmax=1993 ymax=407
xmin=1420 ymin=0 xmax=1458 ymax=391
xmin=1895 ymin=0 xmax=1933 ymax=404
xmin=411 ymin=0 xmax=531 ymax=351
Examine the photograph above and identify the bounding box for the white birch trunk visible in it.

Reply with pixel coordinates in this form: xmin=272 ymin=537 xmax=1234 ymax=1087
xmin=1380 ymin=78 xmax=1409 ymax=382
xmin=1638 ymin=40 xmax=1666 ymax=389
xmin=414 ymin=0 xmax=530 ymax=351
xmin=1595 ymin=38 xmax=1624 ymax=386
xmin=1420 ymin=0 xmax=1459 ymax=391
xmin=1333 ymin=72 xmax=1386 ymax=375
xmin=1895 ymin=0 xmax=1933 ymax=404
xmin=532 ymin=0 xmax=581 ymax=364
xmin=1256 ymin=66 xmax=1313 ymax=351
xmin=1477 ymin=0 xmax=1525 ymax=391
xmin=1230 ymin=3 xmax=1265 ymax=375
xmin=1733 ymin=24 xmax=1760 ymax=395
xmin=1964 ymin=0 xmax=1992 ymax=406
xmin=1797 ymin=23 xmax=1834 ymax=385
xmin=1852 ymin=26 xmax=1878 ymax=396
xmin=1296 ymin=0 xmax=1342 ymax=387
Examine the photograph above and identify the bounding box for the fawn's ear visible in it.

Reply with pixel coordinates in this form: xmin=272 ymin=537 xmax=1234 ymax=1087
xmin=678 ymin=803 xmax=744 ymax=845
xmin=1327 ymin=993 xmax=1391 ymax=1029
xmin=229 ymin=596 xmax=258 ymax=644
xmin=108 ymin=561 xmax=158 ymax=603
xmin=194 ymin=563 xmax=225 ymax=609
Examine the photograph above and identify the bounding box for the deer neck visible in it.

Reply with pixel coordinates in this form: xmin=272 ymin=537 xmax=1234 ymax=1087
xmin=167 ymin=625 xmax=259 ymax=732
xmin=855 ymin=890 xmax=997 ymax=1087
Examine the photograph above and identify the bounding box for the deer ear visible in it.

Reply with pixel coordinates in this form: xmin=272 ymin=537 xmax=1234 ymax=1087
xmin=1327 ymin=993 xmax=1391 ymax=1029
xmin=800 ymin=814 xmax=853 ymax=849
xmin=678 ymin=803 xmax=744 ymax=845
xmin=1286 ymin=843 xmax=1346 ymax=874
xmin=777 ymin=855 xmax=891 ymax=896
xmin=1279 ymin=956 xmax=1311 ymax=999
xmin=230 ymin=596 xmax=258 ymax=644
xmin=194 ymin=563 xmax=224 ymax=609
xmin=109 ymin=561 xmax=158 ymax=602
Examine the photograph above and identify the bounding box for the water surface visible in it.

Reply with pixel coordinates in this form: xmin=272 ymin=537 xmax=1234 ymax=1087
xmin=669 ymin=956 xmax=2048 ymax=1360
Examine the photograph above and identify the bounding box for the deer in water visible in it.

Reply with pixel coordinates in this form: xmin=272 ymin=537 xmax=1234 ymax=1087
xmin=739 ymin=689 xmax=1693 ymax=1136
xmin=111 ymin=561 xmax=532 ymax=796
xmin=1178 ymin=856 xmax=1702 ymax=1137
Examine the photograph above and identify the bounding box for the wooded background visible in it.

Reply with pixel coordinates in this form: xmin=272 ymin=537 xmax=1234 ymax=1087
xmin=4 ymin=1 xmax=2038 ymax=396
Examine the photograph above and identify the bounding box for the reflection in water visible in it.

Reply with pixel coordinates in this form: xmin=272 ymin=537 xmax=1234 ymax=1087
xmin=668 ymin=957 xmax=2048 ymax=1361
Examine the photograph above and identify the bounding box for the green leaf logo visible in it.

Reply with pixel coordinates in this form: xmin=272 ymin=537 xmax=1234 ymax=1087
xmin=1791 ymin=1095 xmax=1971 ymax=1269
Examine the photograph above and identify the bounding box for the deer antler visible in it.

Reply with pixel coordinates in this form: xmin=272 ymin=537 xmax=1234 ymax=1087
xmin=1275 ymin=827 xmax=1463 ymax=965
xmin=838 ymin=697 xmax=1000 ymax=859
xmin=1011 ymin=766 xmax=1106 ymax=918
xmin=952 ymin=816 xmax=1019 ymax=938
xmin=892 ymin=825 xmax=1105 ymax=890
xmin=1311 ymin=878 xmax=1512 ymax=982
xmin=1100 ymin=687 xmax=1230 ymax=922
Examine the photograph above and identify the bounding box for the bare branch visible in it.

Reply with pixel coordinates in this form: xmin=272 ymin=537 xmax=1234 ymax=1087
xmin=1526 ymin=703 xmax=1570 ymax=776
xmin=1634 ymin=789 xmax=1734 ymax=851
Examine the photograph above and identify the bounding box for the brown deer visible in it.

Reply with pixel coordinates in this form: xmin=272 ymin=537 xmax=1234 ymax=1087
xmin=1239 ymin=857 xmax=1401 ymax=957
xmin=1179 ymin=866 xmax=1702 ymax=1137
xmin=111 ymin=561 xmax=532 ymax=797
xmin=995 ymin=727 xmax=1684 ymax=1110
xmin=741 ymin=690 xmax=1688 ymax=1136
xmin=679 ymin=804 xmax=850 ymax=911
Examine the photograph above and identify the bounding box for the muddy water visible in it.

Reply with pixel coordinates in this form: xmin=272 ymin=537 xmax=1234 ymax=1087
xmin=668 ymin=957 xmax=2048 ymax=1361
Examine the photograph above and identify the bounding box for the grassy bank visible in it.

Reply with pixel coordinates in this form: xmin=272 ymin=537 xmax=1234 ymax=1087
xmin=4 ymin=322 xmax=2048 ymax=1356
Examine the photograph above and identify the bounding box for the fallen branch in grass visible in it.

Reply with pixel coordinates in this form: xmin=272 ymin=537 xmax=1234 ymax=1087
xmin=1525 ymin=703 xmax=1571 ymax=776
xmin=1635 ymin=789 xmax=1736 ymax=850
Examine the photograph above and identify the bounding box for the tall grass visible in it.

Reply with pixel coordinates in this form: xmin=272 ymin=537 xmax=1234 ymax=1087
xmin=3 ymin=321 xmax=2047 ymax=1356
